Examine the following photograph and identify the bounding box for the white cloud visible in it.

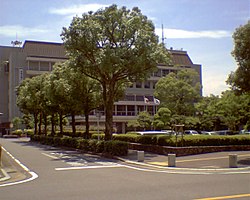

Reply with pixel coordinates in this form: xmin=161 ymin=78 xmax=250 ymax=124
xmin=155 ymin=28 xmax=231 ymax=39
xmin=49 ymin=3 xmax=110 ymax=16
xmin=0 ymin=25 xmax=49 ymax=38
xmin=202 ymin=72 xmax=230 ymax=96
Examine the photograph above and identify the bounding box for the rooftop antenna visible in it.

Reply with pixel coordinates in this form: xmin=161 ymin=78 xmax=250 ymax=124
xmin=11 ymin=33 xmax=22 ymax=47
xmin=161 ymin=24 xmax=167 ymax=47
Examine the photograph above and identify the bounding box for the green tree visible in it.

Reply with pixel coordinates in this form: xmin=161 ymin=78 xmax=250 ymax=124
xmin=64 ymin=61 xmax=102 ymax=138
xmin=137 ymin=111 xmax=152 ymax=130
xmin=153 ymin=107 xmax=171 ymax=130
xmin=11 ymin=117 xmax=22 ymax=130
xmin=61 ymin=5 xmax=170 ymax=140
xmin=195 ymin=95 xmax=229 ymax=131
xmin=127 ymin=120 xmax=140 ymax=132
xmin=219 ymin=90 xmax=250 ymax=131
xmin=17 ymin=74 xmax=47 ymax=135
xmin=228 ymin=21 xmax=250 ymax=93
xmin=45 ymin=63 xmax=71 ymax=135
xmin=154 ymin=69 xmax=201 ymax=116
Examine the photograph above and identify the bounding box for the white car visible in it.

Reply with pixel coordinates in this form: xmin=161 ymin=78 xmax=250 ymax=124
xmin=184 ymin=130 xmax=199 ymax=135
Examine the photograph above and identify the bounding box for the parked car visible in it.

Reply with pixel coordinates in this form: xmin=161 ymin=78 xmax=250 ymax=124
xmin=239 ymin=130 xmax=250 ymax=135
xmin=201 ymin=131 xmax=212 ymax=135
xmin=184 ymin=130 xmax=199 ymax=135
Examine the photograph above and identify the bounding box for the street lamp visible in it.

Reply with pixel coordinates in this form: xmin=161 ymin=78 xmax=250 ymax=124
xmin=95 ymin=110 xmax=102 ymax=140
xmin=0 ymin=112 xmax=3 ymax=136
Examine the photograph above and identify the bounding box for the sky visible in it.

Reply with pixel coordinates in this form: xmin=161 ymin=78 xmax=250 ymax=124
xmin=0 ymin=0 xmax=249 ymax=96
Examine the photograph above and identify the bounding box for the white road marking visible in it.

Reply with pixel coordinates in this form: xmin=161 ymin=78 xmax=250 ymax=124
xmin=0 ymin=147 xmax=38 ymax=187
xmin=55 ymin=164 xmax=123 ymax=171
xmin=42 ymin=152 xmax=58 ymax=159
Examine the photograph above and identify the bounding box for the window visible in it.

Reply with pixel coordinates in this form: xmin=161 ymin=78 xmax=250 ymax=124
xmin=153 ymin=81 xmax=157 ymax=89
xmin=125 ymin=95 xmax=135 ymax=101
xmin=136 ymin=95 xmax=144 ymax=101
xmin=136 ymin=82 xmax=142 ymax=88
xmin=127 ymin=105 xmax=135 ymax=116
xmin=144 ymin=81 xmax=150 ymax=89
xmin=40 ymin=62 xmax=50 ymax=71
xmin=117 ymin=105 xmax=126 ymax=116
xmin=162 ymin=69 xmax=169 ymax=76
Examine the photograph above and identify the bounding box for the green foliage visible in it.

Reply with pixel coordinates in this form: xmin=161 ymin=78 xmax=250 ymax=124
xmin=127 ymin=120 xmax=140 ymax=131
xmin=153 ymin=107 xmax=171 ymax=129
xmin=91 ymin=133 xmax=105 ymax=140
xmin=11 ymin=129 xmax=23 ymax=136
xmin=11 ymin=117 xmax=22 ymax=130
xmin=16 ymin=74 xmax=48 ymax=134
xmin=154 ymin=69 xmax=201 ymax=116
xmin=30 ymin=135 xmax=128 ymax=156
xmin=110 ymin=133 xmax=250 ymax=147
xmin=194 ymin=92 xmax=250 ymax=131
xmin=228 ymin=21 xmax=250 ymax=93
xmin=103 ymin=140 xmax=128 ymax=156
xmin=137 ymin=135 xmax=158 ymax=145
xmin=62 ymin=4 xmax=170 ymax=139
xmin=137 ymin=111 xmax=152 ymax=130
xmin=113 ymin=134 xmax=139 ymax=143
xmin=181 ymin=135 xmax=250 ymax=146
xmin=23 ymin=129 xmax=34 ymax=136
xmin=219 ymin=91 xmax=250 ymax=131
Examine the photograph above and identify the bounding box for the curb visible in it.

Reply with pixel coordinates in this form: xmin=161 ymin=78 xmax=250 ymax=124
xmin=0 ymin=169 xmax=11 ymax=182
xmin=116 ymin=156 xmax=250 ymax=174
xmin=0 ymin=146 xmax=38 ymax=187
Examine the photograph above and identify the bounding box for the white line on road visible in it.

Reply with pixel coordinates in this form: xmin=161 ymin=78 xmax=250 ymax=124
xmin=55 ymin=164 xmax=123 ymax=171
xmin=0 ymin=147 xmax=38 ymax=187
xmin=42 ymin=152 xmax=59 ymax=159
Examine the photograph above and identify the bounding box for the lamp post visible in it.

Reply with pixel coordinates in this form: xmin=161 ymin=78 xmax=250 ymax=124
xmin=95 ymin=110 xmax=102 ymax=140
xmin=0 ymin=112 xmax=3 ymax=137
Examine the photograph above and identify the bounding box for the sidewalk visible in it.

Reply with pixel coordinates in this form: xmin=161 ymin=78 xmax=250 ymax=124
xmin=119 ymin=150 xmax=250 ymax=170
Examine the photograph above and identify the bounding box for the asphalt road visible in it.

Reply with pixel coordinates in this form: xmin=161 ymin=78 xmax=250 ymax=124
xmin=0 ymin=138 xmax=250 ymax=200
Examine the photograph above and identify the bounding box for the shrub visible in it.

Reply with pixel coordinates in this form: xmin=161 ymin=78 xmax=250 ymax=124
xmin=12 ymin=129 xmax=23 ymax=136
xmin=103 ymin=140 xmax=128 ymax=156
xmin=113 ymin=134 xmax=139 ymax=143
xmin=23 ymin=129 xmax=34 ymax=136
xmin=77 ymin=139 xmax=90 ymax=151
xmin=137 ymin=135 xmax=158 ymax=145
xmin=181 ymin=135 xmax=250 ymax=147
xmin=157 ymin=135 xmax=175 ymax=146
xmin=91 ymin=133 xmax=105 ymax=140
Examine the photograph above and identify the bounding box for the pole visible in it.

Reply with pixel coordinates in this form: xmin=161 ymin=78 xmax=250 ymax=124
xmin=0 ymin=146 xmax=2 ymax=167
xmin=97 ymin=115 xmax=100 ymax=140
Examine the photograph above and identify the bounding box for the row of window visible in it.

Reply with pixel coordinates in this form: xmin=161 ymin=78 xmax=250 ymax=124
xmin=124 ymin=95 xmax=154 ymax=102
xmin=27 ymin=61 xmax=55 ymax=71
xmin=91 ymin=105 xmax=157 ymax=116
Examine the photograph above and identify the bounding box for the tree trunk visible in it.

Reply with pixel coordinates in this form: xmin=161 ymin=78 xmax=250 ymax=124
xmin=43 ymin=113 xmax=47 ymax=136
xmin=103 ymin=82 xmax=115 ymax=141
xmin=33 ymin=113 xmax=38 ymax=135
xmin=51 ymin=114 xmax=55 ymax=136
xmin=71 ymin=113 xmax=76 ymax=135
xmin=38 ymin=112 xmax=42 ymax=135
xmin=104 ymin=102 xmax=113 ymax=140
xmin=59 ymin=113 xmax=63 ymax=134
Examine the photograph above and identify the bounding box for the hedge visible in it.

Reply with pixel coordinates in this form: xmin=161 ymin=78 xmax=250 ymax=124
xmin=30 ymin=135 xmax=128 ymax=156
xmin=111 ymin=133 xmax=250 ymax=147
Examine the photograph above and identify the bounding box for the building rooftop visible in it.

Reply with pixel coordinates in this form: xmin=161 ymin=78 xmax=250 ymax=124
xmin=170 ymin=49 xmax=194 ymax=66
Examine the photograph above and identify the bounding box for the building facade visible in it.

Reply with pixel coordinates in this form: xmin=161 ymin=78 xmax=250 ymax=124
xmin=0 ymin=40 xmax=201 ymax=133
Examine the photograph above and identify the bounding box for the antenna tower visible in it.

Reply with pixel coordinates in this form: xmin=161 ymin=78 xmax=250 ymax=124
xmin=11 ymin=33 xmax=22 ymax=47
xmin=161 ymin=24 xmax=166 ymax=47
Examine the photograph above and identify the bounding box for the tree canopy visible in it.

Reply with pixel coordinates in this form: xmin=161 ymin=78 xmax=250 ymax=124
xmin=154 ymin=69 xmax=201 ymax=116
xmin=228 ymin=20 xmax=250 ymax=93
xmin=61 ymin=4 xmax=170 ymax=140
